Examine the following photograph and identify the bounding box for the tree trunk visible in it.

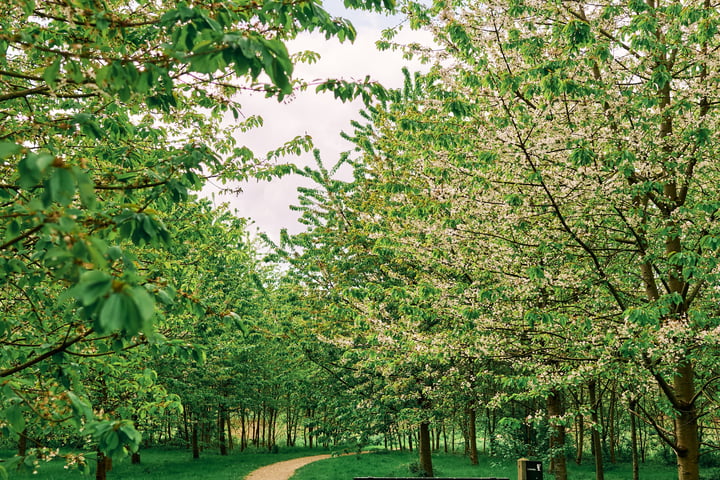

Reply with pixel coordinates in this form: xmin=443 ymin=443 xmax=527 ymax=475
xmin=485 ymin=408 xmax=496 ymax=456
xmin=192 ymin=420 xmax=200 ymax=459
xmin=451 ymin=422 xmax=456 ymax=453
xmin=18 ymin=429 xmax=27 ymax=457
xmin=219 ymin=405 xmax=228 ymax=455
xmin=608 ymin=391 xmax=617 ymax=464
xmin=629 ymin=400 xmax=639 ymax=480
xmin=227 ymin=411 xmax=234 ymax=451
xmin=241 ymin=409 xmax=247 ymax=451
xmin=418 ymin=421 xmax=434 ymax=477
xmin=131 ymin=451 xmax=141 ymax=464
xmin=588 ymin=381 xmax=604 ymax=480
xmin=547 ymin=390 xmax=568 ymax=480
xmin=253 ymin=409 xmax=260 ymax=447
xmin=467 ymin=408 xmax=479 ymax=465
xmin=674 ymin=362 xmax=699 ymax=480
xmin=183 ymin=408 xmax=190 ymax=448
xmin=95 ymin=450 xmax=111 ymax=480
xmin=443 ymin=423 xmax=448 ymax=453
xmin=575 ymin=411 xmax=584 ymax=465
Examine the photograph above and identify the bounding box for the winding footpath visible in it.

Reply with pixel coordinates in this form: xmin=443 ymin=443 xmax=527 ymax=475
xmin=243 ymin=453 xmax=334 ymax=480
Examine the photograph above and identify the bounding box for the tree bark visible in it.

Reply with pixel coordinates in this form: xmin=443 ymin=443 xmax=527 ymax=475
xmin=241 ymin=409 xmax=247 ymax=451
xmin=629 ymin=400 xmax=639 ymax=480
xmin=575 ymin=411 xmax=584 ymax=465
xmin=192 ymin=420 xmax=200 ymax=459
xmin=467 ymin=408 xmax=479 ymax=465
xmin=588 ymin=381 xmax=604 ymax=480
xmin=547 ymin=390 xmax=568 ymax=480
xmin=219 ymin=404 xmax=228 ymax=455
xmin=418 ymin=421 xmax=434 ymax=477
xmin=607 ymin=392 xmax=617 ymax=464
xmin=227 ymin=410 xmax=234 ymax=451
xmin=95 ymin=450 xmax=111 ymax=480
xmin=18 ymin=429 xmax=27 ymax=457
xmin=674 ymin=362 xmax=700 ymax=480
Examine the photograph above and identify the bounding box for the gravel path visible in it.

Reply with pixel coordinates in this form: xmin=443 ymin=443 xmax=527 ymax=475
xmin=243 ymin=453 xmax=334 ymax=480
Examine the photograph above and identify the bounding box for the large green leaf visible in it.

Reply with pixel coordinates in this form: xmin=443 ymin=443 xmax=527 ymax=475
xmin=76 ymin=270 xmax=113 ymax=306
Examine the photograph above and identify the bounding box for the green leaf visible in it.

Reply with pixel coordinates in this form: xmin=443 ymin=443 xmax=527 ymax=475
xmin=5 ymin=404 xmax=25 ymax=432
xmin=43 ymin=58 xmax=62 ymax=88
xmin=18 ymin=152 xmax=54 ymax=189
xmin=0 ymin=142 xmax=21 ymax=159
xmin=98 ymin=293 xmax=129 ymax=332
xmin=66 ymin=391 xmax=94 ymax=420
xmin=118 ymin=421 xmax=142 ymax=449
xmin=47 ymin=167 xmax=76 ymax=206
xmin=76 ymin=270 xmax=113 ymax=306
xmin=104 ymin=430 xmax=120 ymax=452
xmin=129 ymin=286 xmax=155 ymax=323
xmin=74 ymin=168 xmax=97 ymax=209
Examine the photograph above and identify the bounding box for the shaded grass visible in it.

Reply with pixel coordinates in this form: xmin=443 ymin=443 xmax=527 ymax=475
xmin=1 ymin=447 xmax=323 ymax=480
xmin=290 ymin=450 xmax=681 ymax=480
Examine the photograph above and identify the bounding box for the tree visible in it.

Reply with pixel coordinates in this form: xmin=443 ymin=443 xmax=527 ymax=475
xmin=344 ymin=2 xmax=720 ymax=479
xmin=0 ymin=0 xmax=395 ymax=473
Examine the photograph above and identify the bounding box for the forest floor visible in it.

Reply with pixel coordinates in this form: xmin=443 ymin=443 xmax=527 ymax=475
xmin=243 ymin=453 xmax=334 ymax=480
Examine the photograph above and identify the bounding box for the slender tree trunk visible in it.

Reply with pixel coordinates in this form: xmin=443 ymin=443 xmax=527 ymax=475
xmin=608 ymin=392 xmax=617 ymax=464
xmin=192 ymin=420 xmax=200 ymax=459
xmin=183 ymin=408 xmax=190 ymax=448
xmin=467 ymin=408 xmax=479 ymax=465
xmin=18 ymin=429 xmax=27 ymax=457
xmin=268 ymin=406 xmax=275 ymax=449
xmin=239 ymin=409 xmax=246 ymax=451
xmin=443 ymin=423 xmax=448 ymax=453
xmin=95 ymin=450 xmax=111 ymax=480
xmin=588 ymin=381 xmax=604 ymax=480
xmin=227 ymin=411 xmax=234 ymax=451
xmin=575 ymin=411 xmax=584 ymax=465
xmin=219 ymin=405 xmax=228 ymax=455
xmin=674 ymin=362 xmax=700 ymax=480
xmin=418 ymin=421 xmax=434 ymax=477
xmin=451 ymin=422 xmax=455 ymax=453
xmin=485 ymin=408 xmax=496 ymax=456
xmin=547 ymin=390 xmax=568 ymax=480
xmin=285 ymin=401 xmax=291 ymax=447
xmin=629 ymin=400 xmax=639 ymax=480
xmin=307 ymin=411 xmax=314 ymax=449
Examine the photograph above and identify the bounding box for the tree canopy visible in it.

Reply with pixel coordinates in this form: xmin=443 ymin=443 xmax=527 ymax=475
xmin=0 ymin=0 xmax=394 ymax=471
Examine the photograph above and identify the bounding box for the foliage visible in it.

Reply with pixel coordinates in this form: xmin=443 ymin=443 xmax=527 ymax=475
xmin=0 ymin=0 xmax=395 ymax=473
xmin=273 ymin=1 xmax=720 ymax=479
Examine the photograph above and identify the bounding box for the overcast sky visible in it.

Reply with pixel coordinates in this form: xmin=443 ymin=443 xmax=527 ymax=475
xmin=202 ymin=4 xmax=431 ymax=243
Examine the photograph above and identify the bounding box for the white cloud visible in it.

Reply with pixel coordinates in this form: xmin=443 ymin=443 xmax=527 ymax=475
xmin=202 ymin=9 xmax=433 ymax=243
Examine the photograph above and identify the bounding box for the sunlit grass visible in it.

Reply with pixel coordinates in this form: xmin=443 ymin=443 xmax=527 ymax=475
xmin=290 ymin=450 xmax=681 ymax=480
xmin=0 ymin=447 xmax=697 ymax=480
xmin=1 ymin=446 xmax=321 ymax=480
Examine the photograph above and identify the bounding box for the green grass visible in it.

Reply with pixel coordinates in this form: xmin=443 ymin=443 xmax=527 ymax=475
xmin=1 ymin=446 xmax=325 ymax=480
xmin=290 ymin=450 xmax=681 ymax=480
xmin=1 ymin=447 xmax=696 ymax=480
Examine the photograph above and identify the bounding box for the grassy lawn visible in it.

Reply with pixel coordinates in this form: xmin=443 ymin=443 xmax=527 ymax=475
xmin=290 ymin=450 xmax=682 ymax=480
xmin=1 ymin=447 xmax=703 ymax=480
xmin=1 ymin=447 xmax=321 ymax=480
